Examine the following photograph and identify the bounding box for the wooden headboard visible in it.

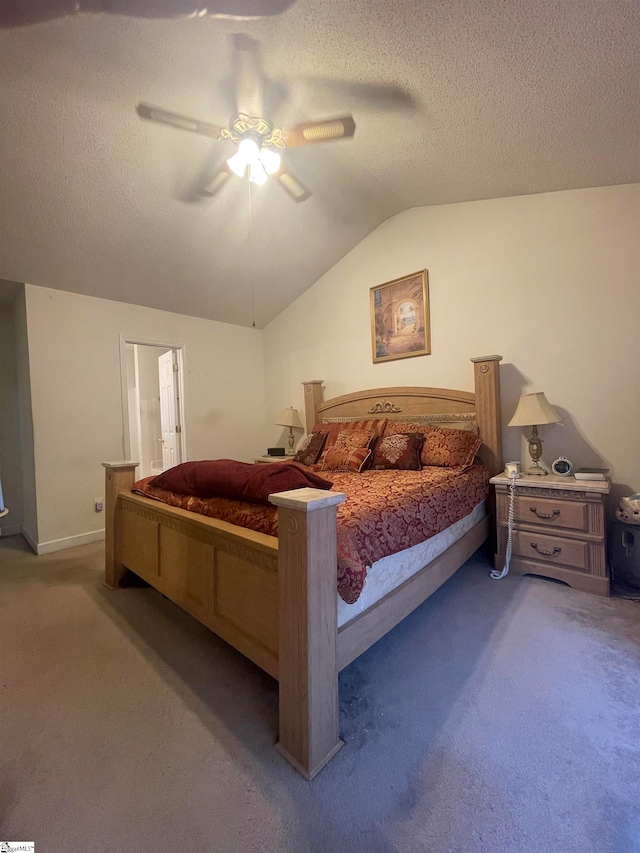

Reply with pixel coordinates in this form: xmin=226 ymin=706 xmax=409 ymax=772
xmin=302 ymin=355 xmax=503 ymax=476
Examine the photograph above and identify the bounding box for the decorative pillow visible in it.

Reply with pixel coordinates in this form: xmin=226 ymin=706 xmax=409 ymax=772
xmin=323 ymin=446 xmax=372 ymax=473
xmin=341 ymin=418 xmax=388 ymax=437
xmin=294 ymin=430 xmax=328 ymax=466
xmin=370 ymin=433 xmax=425 ymax=470
xmin=420 ymin=425 xmax=483 ymax=468
xmin=383 ymin=421 xmax=425 ymax=436
xmin=149 ymin=459 xmax=333 ymax=504
xmin=312 ymin=418 xmax=387 ymax=450
xmin=322 ymin=428 xmax=375 ymax=472
xmin=312 ymin=421 xmax=343 ymax=450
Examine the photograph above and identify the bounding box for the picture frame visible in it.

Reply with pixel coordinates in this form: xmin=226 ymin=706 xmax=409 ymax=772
xmin=370 ymin=270 xmax=430 ymax=363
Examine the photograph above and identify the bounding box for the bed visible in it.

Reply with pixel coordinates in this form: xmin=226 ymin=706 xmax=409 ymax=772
xmin=102 ymin=354 xmax=503 ymax=779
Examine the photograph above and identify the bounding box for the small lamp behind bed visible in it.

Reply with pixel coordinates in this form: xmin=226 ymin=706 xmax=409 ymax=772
xmin=275 ymin=407 xmax=304 ymax=455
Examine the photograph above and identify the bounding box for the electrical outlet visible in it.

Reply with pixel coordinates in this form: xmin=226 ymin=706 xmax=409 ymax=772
xmin=94 ymin=498 xmax=104 ymax=513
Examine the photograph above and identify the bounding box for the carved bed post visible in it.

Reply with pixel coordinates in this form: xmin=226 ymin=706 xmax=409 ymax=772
xmin=470 ymin=355 xmax=503 ymax=476
xmin=269 ymin=487 xmax=346 ymax=780
xmin=102 ymin=461 xmax=139 ymax=588
xmin=302 ymin=380 xmax=324 ymax=434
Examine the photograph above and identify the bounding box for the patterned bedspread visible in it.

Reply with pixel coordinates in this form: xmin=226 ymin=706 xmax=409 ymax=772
xmin=133 ymin=464 xmax=489 ymax=604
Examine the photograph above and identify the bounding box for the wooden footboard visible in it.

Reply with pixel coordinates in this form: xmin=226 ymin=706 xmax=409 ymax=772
xmin=103 ymin=463 xmax=347 ymax=779
xmin=108 ymin=484 xmax=280 ymax=675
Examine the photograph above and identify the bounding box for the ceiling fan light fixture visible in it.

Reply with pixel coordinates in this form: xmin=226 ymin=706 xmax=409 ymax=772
xmin=227 ymin=134 xmax=273 ymax=184
xmin=258 ymin=146 xmax=281 ymax=175
xmin=237 ymin=136 xmax=261 ymax=163
xmin=135 ymin=34 xmax=355 ymax=203
xmin=249 ymin=159 xmax=268 ymax=185
xmin=227 ymin=149 xmax=248 ymax=177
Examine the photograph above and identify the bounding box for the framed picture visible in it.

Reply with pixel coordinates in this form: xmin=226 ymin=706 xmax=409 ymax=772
xmin=370 ymin=270 xmax=430 ymax=363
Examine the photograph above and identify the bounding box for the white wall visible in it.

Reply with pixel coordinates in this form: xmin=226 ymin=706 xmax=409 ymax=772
xmin=0 ymin=307 xmax=23 ymax=535
xmin=124 ymin=343 xmax=143 ymax=474
xmin=25 ymin=285 xmax=266 ymax=550
xmin=263 ymin=185 xmax=640 ymax=501
xmin=14 ymin=289 xmax=38 ymax=545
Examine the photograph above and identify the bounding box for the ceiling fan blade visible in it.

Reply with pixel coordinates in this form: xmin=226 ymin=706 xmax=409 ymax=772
xmin=0 ymin=1 xmax=296 ymax=27
xmin=110 ymin=1 xmax=295 ymax=19
xmin=197 ymin=166 xmax=232 ymax=197
xmin=281 ymin=115 xmax=356 ymax=148
xmin=276 ymin=169 xmax=311 ymax=203
xmin=296 ymin=77 xmax=416 ymax=112
xmin=232 ymin=33 xmax=264 ymax=118
xmin=0 ymin=0 xmax=76 ymax=27
xmin=136 ymin=103 xmax=223 ymax=138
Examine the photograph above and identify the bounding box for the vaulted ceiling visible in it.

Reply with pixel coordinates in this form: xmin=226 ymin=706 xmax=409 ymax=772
xmin=0 ymin=0 xmax=637 ymax=327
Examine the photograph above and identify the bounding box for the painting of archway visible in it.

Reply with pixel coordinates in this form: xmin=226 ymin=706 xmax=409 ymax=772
xmin=370 ymin=270 xmax=430 ymax=363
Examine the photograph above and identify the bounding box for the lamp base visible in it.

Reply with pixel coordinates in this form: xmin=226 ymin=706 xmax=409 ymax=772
xmin=526 ymin=456 xmax=548 ymax=475
xmin=527 ymin=426 xmax=547 ymax=475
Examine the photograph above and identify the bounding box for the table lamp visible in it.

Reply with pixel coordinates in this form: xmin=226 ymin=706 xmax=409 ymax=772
xmin=275 ymin=406 xmax=304 ymax=455
xmin=508 ymin=392 xmax=561 ymax=475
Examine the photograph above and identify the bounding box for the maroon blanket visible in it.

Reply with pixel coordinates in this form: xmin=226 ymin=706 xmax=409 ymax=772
xmin=148 ymin=459 xmax=332 ymax=504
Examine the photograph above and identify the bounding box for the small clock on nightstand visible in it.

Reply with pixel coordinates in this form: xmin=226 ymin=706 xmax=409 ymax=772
xmin=551 ymin=456 xmax=574 ymax=476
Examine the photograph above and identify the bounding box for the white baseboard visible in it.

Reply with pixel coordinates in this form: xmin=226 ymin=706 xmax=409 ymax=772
xmin=0 ymin=523 xmax=21 ymax=537
xmin=20 ymin=527 xmax=38 ymax=553
xmin=35 ymin=529 xmax=105 ymax=556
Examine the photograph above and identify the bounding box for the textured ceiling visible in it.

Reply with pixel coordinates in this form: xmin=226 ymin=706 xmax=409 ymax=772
xmin=0 ymin=0 xmax=638 ymax=327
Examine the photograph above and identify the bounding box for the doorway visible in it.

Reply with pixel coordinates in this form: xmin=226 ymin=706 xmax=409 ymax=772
xmin=120 ymin=338 xmax=186 ymax=478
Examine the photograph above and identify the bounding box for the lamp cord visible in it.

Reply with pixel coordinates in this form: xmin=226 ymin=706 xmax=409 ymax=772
xmin=490 ymin=472 xmax=517 ymax=579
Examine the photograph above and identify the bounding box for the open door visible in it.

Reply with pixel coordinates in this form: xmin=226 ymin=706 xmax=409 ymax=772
xmin=158 ymin=349 xmax=181 ymax=471
xmin=120 ymin=338 xmax=186 ymax=475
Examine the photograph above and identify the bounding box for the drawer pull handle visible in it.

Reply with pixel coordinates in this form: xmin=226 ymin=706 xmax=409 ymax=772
xmin=530 ymin=542 xmax=561 ymax=557
xmin=529 ymin=506 xmax=560 ymax=519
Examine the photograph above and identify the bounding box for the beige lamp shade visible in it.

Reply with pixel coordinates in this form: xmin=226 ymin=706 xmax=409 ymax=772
xmin=508 ymin=392 xmax=561 ymax=427
xmin=275 ymin=407 xmax=303 ymax=430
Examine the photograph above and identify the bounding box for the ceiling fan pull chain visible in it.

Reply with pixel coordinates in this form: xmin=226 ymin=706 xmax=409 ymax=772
xmin=248 ymin=176 xmax=256 ymax=328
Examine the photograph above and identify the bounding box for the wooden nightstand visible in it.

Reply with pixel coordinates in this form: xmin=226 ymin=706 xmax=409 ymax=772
xmin=489 ymin=473 xmax=610 ymax=596
xmin=253 ymin=455 xmax=293 ymax=464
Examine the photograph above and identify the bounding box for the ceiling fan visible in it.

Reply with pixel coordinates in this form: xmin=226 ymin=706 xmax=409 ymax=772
xmin=136 ymin=34 xmax=356 ymax=203
xmin=0 ymin=1 xmax=295 ymax=27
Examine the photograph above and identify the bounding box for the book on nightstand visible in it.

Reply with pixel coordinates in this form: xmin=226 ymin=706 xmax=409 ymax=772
xmin=574 ymin=467 xmax=609 ymax=481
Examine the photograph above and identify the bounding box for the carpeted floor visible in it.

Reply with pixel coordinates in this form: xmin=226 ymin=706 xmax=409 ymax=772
xmin=1 ymin=534 xmax=639 ymax=853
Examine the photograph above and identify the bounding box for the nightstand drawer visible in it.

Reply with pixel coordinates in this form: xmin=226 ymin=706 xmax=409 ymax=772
xmin=512 ymin=530 xmax=588 ymax=572
xmin=513 ymin=495 xmax=588 ymax=532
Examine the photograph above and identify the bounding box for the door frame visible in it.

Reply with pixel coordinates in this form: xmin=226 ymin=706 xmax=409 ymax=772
xmin=119 ymin=336 xmax=187 ymax=467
